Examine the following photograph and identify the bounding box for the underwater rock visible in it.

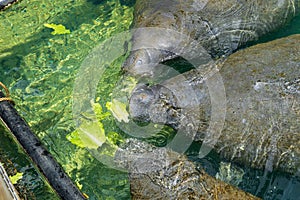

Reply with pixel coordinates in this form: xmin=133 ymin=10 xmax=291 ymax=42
xmin=115 ymin=138 xmax=260 ymax=199
xmin=122 ymin=0 xmax=300 ymax=77
xmin=129 ymin=34 xmax=300 ymax=175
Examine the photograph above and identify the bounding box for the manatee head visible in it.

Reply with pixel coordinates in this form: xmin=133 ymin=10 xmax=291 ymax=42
xmin=129 ymin=83 xmax=180 ymax=127
xmin=129 ymin=84 xmax=155 ymax=122
xmin=122 ymin=47 xmax=177 ymax=78
xmin=122 ymin=49 xmax=154 ymax=77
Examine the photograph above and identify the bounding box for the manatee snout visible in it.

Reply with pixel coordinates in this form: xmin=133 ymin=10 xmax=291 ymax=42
xmin=122 ymin=49 xmax=155 ymax=78
xmin=122 ymin=46 xmax=176 ymax=78
xmin=129 ymin=83 xmax=180 ymax=126
xmin=129 ymin=84 xmax=155 ymax=122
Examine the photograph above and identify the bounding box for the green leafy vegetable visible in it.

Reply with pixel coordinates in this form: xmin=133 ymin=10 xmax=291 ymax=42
xmin=67 ymin=101 xmax=108 ymax=149
xmin=66 ymin=130 xmax=85 ymax=148
xmin=78 ymin=120 xmax=106 ymax=149
xmin=93 ymin=100 xmax=111 ymax=120
xmin=9 ymin=172 xmax=23 ymax=184
xmin=44 ymin=23 xmax=71 ymax=35
xmin=67 ymin=98 xmax=127 ymax=151
xmin=106 ymin=131 xmax=124 ymax=145
xmin=106 ymin=99 xmax=129 ymax=123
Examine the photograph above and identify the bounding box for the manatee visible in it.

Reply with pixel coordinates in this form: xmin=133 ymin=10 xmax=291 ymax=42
xmin=0 ymin=0 xmax=17 ymax=10
xmin=128 ymin=34 xmax=300 ymax=175
xmin=122 ymin=0 xmax=300 ymax=77
xmin=114 ymin=138 xmax=260 ymax=199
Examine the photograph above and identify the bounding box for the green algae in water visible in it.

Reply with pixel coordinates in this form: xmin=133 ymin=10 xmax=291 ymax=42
xmin=0 ymin=0 xmax=134 ymax=199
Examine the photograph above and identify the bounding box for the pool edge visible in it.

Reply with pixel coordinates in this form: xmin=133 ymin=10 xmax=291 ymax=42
xmin=0 ymin=162 xmax=20 ymax=200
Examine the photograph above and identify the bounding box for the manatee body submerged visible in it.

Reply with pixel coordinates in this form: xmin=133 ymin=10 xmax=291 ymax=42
xmin=115 ymin=139 xmax=260 ymax=199
xmin=123 ymin=0 xmax=300 ymax=77
xmin=129 ymin=34 xmax=300 ymax=175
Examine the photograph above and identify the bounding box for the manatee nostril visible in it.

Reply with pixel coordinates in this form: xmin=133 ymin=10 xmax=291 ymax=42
xmin=129 ymin=83 xmax=181 ymax=127
xmin=129 ymin=84 xmax=154 ymax=121
xmin=134 ymin=90 xmax=153 ymax=104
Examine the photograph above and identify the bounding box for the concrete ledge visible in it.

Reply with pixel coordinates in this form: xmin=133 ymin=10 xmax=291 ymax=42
xmin=0 ymin=163 xmax=20 ymax=200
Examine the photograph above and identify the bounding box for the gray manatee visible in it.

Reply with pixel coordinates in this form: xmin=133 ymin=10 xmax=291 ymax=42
xmin=129 ymin=34 xmax=300 ymax=175
xmin=123 ymin=0 xmax=300 ymax=77
xmin=114 ymin=139 xmax=260 ymax=199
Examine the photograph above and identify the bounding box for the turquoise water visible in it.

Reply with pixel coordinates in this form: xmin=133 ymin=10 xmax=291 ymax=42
xmin=0 ymin=0 xmax=299 ymax=199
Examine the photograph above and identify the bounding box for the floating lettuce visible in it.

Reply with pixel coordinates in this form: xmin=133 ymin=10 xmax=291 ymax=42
xmin=67 ymin=120 xmax=106 ymax=149
xmin=67 ymin=101 xmax=109 ymax=149
xmin=106 ymin=99 xmax=129 ymax=123
xmin=66 ymin=130 xmax=86 ymax=148
xmin=93 ymin=99 xmax=111 ymax=121
xmin=9 ymin=172 xmax=23 ymax=184
xmin=67 ymin=97 xmax=128 ymax=151
xmin=120 ymin=76 xmax=137 ymax=94
xmin=104 ymin=76 xmax=137 ymax=123
xmin=78 ymin=120 xmax=106 ymax=149
xmin=44 ymin=23 xmax=71 ymax=35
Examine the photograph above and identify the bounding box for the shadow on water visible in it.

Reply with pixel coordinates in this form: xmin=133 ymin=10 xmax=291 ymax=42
xmin=246 ymin=14 xmax=300 ymax=47
xmin=86 ymin=0 xmax=136 ymax=7
xmin=120 ymin=0 xmax=136 ymax=7
xmin=187 ymin=142 xmax=300 ymax=200
xmin=86 ymin=0 xmax=106 ymax=5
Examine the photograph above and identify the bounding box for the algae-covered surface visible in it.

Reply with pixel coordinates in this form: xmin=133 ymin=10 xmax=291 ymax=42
xmin=0 ymin=0 xmax=300 ymax=199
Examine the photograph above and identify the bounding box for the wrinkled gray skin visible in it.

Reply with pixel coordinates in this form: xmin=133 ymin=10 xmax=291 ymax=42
xmin=115 ymin=139 xmax=260 ymax=199
xmin=129 ymin=34 xmax=300 ymax=175
xmin=123 ymin=0 xmax=300 ymax=77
